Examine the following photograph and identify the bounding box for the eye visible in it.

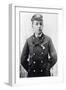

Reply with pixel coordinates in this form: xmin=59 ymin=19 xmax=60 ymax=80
xmin=36 ymin=23 xmax=38 ymax=25
xmin=40 ymin=22 xmax=42 ymax=25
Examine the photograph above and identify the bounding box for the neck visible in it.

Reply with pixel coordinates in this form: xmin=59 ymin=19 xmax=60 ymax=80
xmin=35 ymin=32 xmax=42 ymax=38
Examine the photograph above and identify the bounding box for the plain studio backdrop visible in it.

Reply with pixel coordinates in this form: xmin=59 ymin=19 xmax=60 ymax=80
xmin=20 ymin=12 xmax=58 ymax=76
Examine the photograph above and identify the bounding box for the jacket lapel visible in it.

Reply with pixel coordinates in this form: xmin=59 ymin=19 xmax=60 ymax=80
xmin=32 ymin=33 xmax=45 ymax=46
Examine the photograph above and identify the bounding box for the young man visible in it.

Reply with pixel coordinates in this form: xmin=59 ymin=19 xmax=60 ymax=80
xmin=21 ymin=14 xmax=57 ymax=77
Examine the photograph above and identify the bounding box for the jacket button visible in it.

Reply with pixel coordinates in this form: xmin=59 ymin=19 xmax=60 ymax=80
xmin=33 ymin=70 xmax=36 ymax=72
xmin=33 ymin=53 xmax=35 ymax=56
xmin=40 ymin=69 xmax=43 ymax=72
xmin=41 ymin=52 xmax=43 ymax=54
xmin=33 ymin=61 xmax=36 ymax=64
xmin=41 ymin=60 xmax=43 ymax=63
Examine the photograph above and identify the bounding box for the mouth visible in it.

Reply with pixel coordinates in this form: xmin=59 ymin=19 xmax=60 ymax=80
xmin=38 ymin=29 xmax=42 ymax=34
xmin=38 ymin=28 xmax=42 ymax=31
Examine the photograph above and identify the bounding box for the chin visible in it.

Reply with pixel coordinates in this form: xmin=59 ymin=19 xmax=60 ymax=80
xmin=38 ymin=32 xmax=42 ymax=34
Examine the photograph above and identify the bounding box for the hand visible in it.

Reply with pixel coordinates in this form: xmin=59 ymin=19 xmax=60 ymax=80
xmin=46 ymin=63 xmax=50 ymax=71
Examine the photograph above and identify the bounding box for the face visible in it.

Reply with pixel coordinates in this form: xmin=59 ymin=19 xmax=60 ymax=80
xmin=32 ymin=20 xmax=43 ymax=35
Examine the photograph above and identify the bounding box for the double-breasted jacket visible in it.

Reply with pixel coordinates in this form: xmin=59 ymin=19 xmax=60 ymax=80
xmin=21 ymin=33 xmax=57 ymax=77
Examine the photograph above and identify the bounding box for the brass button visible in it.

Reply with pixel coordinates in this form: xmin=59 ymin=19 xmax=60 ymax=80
xmin=33 ymin=70 xmax=36 ymax=72
xmin=41 ymin=60 xmax=43 ymax=63
xmin=33 ymin=53 xmax=35 ymax=55
xmin=33 ymin=61 xmax=36 ymax=64
xmin=41 ymin=69 xmax=43 ymax=72
xmin=41 ymin=52 xmax=43 ymax=54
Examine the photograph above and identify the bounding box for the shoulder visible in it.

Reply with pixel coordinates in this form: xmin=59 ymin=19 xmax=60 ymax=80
xmin=44 ymin=34 xmax=52 ymax=42
xmin=26 ymin=35 xmax=33 ymax=44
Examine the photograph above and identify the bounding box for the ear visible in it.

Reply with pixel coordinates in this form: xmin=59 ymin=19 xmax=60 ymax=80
xmin=32 ymin=22 xmax=34 ymax=28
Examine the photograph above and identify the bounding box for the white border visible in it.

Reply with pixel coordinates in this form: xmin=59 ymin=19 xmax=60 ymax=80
xmin=9 ymin=4 xmax=64 ymax=86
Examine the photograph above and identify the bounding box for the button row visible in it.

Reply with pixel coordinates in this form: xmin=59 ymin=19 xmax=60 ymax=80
xmin=33 ymin=52 xmax=44 ymax=56
xmin=33 ymin=60 xmax=43 ymax=64
xmin=33 ymin=69 xmax=43 ymax=72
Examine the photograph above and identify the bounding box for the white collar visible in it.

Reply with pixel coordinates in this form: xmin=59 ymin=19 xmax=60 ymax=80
xmin=35 ymin=33 xmax=42 ymax=38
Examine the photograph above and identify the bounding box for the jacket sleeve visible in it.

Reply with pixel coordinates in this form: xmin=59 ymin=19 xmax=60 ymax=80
xmin=21 ymin=40 xmax=29 ymax=71
xmin=48 ymin=38 xmax=57 ymax=68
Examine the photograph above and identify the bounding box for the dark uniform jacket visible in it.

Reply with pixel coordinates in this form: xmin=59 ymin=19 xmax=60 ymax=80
xmin=21 ymin=33 xmax=57 ymax=77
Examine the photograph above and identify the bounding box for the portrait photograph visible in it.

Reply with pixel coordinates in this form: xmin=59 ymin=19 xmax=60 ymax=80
xmin=9 ymin=4 xmax=63 ymax=85
xmin=19 ymin=10 xmax=58 ymax=78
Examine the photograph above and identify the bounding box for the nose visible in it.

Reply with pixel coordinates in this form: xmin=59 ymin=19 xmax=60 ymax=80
xmin=38 ymin=24 xmax=41 ymax=28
